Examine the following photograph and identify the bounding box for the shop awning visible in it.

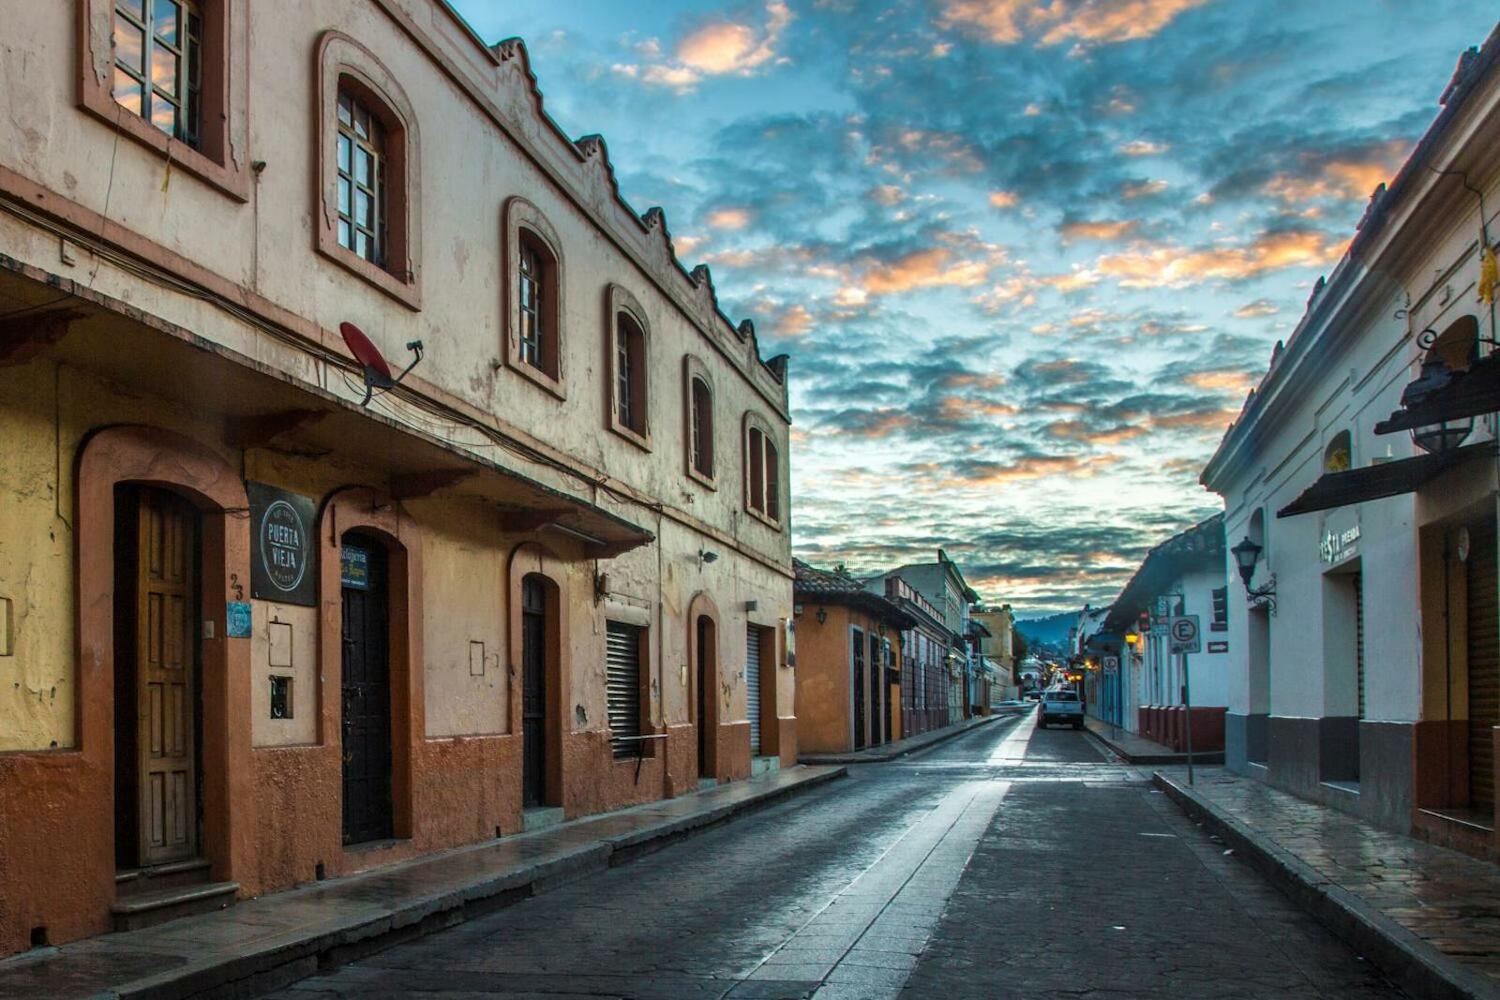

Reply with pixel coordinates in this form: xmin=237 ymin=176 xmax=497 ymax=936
xmin=1276 ymin=441 xmax=1496 ymax=518
xmin=1374 ymin=353 xmax=1500 ymax=435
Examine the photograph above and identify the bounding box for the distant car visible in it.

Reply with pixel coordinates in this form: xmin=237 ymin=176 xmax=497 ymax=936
xmin=1038 ymin=690 xmax=1084 ymax=729
xmin=1023 ymin=690 xmax=1043 ymax=702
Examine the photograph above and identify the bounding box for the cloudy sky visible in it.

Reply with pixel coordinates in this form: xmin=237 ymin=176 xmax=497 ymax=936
xmin=451 ymin=0 xmax=1492 ymax=615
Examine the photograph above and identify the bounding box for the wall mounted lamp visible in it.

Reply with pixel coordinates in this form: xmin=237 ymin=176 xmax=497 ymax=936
xmin=1230 ymin=535 xmax=1277 ymax=614
xmin=698 ymin=549 xmax=719 ymax=565
xmin=815 ymin=607 xmax=827 ymax=625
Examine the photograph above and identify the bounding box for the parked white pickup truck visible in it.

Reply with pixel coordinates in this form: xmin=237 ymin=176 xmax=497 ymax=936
xmin=1038 ymin=690 xmax=1084 ymax=730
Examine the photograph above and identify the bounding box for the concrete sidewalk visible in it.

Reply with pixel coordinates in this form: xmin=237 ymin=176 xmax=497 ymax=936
xmin=1084 ymin=716 xmax=1224 ymax=765
xmin=0 ymin=765 xmax=845 ymax=1000
xmin=798 ymin=711 xmax=1008 ymax=764
xmin=1155 ymin=768 xmax=1500 ymax=1000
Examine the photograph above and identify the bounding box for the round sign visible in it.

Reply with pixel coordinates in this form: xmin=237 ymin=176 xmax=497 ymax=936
xmin=259 ymin=499 xmax=309 ymax=593
xmin=1171 ymin=618 xmax=1197 ymax=642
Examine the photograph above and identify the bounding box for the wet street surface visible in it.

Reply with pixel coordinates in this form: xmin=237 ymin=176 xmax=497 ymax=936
xmin=273 ymin=715 xmax=1403 ymax=999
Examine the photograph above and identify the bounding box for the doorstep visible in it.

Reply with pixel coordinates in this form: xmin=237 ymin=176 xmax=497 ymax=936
xmin=0 ymin=764 xmax=846 ymax=1000
xmin=798 ymin=713 xmax=1000 ymax=764
xmin=1154 ymin=768 xmax=1500 ymax=1000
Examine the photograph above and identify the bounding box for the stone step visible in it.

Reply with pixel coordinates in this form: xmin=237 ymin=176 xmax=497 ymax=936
xmin=114 ymin=858 xmax=214 ymax=899
xmin=110 ymin=880 xmax=239 ymax=932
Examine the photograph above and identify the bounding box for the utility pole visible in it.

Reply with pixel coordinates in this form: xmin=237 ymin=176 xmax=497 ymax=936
xmin=1182 ymin=650 xmax=1195 ymax=786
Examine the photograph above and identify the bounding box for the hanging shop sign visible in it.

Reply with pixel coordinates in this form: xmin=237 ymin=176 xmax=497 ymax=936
xmin=341 ymin=546 xmax=371 ymax=590
xmin=247 ymin=482 xmax=318 ymax=606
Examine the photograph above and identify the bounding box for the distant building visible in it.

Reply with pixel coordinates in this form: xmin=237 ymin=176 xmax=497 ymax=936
xmin=972 ymin=605 xmax=1018 ymax=701
xmin=793 ymin=561 xmax=915 ymax=753
xmin=865 ymin=550 xmax=981 ymax=725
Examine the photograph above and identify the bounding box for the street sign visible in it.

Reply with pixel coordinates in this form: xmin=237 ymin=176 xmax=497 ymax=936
xmin=1102 ymin=655 xmax=1119 ymax=675
xmin=1154 ymin=596 xmax=1172 ymax=619
xmin=1169 ymin=615 xmax=1201 ymax=654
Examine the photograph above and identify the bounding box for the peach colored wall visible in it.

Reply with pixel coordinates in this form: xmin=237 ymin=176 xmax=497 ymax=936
xmin=793 ymin=606 xmax=897 ymax=754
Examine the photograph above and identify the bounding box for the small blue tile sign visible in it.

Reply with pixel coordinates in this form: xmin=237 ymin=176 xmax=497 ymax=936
xmin=341 ymin=546 xmax=370 ymax=590
xmin=226 ymin=601 xmax=252 ymax=639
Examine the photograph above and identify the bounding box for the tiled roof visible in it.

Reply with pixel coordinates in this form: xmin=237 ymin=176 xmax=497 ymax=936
xmin=795 ymin=560 xmax=918 ymax=629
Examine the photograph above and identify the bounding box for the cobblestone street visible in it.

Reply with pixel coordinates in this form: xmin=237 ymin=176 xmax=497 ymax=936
xmin=272 ymin=715 xmax=1404 ymax=999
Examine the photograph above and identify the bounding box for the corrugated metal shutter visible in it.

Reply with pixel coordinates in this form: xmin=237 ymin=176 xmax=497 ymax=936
xmin=1354 ymin=572 xmax=1365 ymax=719
xmin=606 ymin=621 xmax=642 ymax=760
xmin=1469 ymin=519 xmax=1498 ymax=806
xmin=747 ymin=626 xmax=762 ymax=756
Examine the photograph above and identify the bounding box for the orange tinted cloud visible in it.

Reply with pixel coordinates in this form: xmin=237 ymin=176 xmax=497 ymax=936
xmin=860 ymin=246 xmax=994 ymax=295
xmin=989 ymin=190 xmax=1019 ymax=208
xmin=1060 ymin=219 xmax=1140 ymax=243
xmin=706 ymin=208 xmax=752 ymax=230
xmin=1119 ymin=139 xmax=1169 ymax=156
xmin=1045 ymin=420 xmax=1146 ymax=445
xmin=1153 ymin=409 xmax=1238 ymax=431
xmin=1263 ymin=141 xmax=1408 ymax=203
xmin=1185 ymin=370 xmax=1257 ymax=394
xmin=1233 ymin=299 xmax=1279 ymax=318
xmin=939 ymin=0 xmax=1208 ymax=47
xmin=629 ymin=2 xmax=792 ymax=91
xmin=1122 ymin=179 xmax=1168 ymax=199
xmin=1095 ymin=229 xmax=1347 ymax=288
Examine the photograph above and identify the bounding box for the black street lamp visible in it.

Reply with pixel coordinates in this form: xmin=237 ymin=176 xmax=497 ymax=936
xmin=1401 ymin=356 xmax=1473 ymax=455
xmin=1230 ymin=535 xmax=1276 ymax=613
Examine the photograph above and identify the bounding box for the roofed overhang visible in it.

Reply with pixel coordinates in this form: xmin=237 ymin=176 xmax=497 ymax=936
xmin=1276 ymin=440 xmax=1496 ymax=518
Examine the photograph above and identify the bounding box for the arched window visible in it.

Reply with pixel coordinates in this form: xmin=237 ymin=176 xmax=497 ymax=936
xmin=606 ymin=286 xmax=650 ymax=447
xmin=316 ymin=33 xmax=421 ymax=309
xmin=504 ymin=199 xmax=566 ymax=394
xmin=691 ymin=377 xmax=714 ymax=478
xmin=683 ymin=356 xmax=716 ymax=486
xmin=1323 ymin=430 xmax=1352 ymax=473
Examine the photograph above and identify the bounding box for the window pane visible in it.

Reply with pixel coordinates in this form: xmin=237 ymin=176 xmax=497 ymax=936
xmin=337 ymin=93 xmax=353 ymax=126
xmin=150 ymin=96 xmax=176 ymax=135
xmin=152 ymin=42 xmax=177 ymax=95
xmin=355 ymin=230 xmax=370 ymax=260
xmin=113 ymin=68 xmax=143 ymax=115
xmin=337 ymin=134 xmax=351 ymax=174
xmin=117 ymin=0 xmax=145 ymax=20
xmin=355 ymin=190 xmax=372 ymax=228
xmin=338 ymin=220 xmax=352 ymax=249
xmin=153 ymin=0 xmax=180 ymax=44
xmin=355 ymin=149 xmax=372 ymax=186
xmin=354 ymin=106 xmax=369 ymax=140
xmin=338 ymin=178 xmax=351 ymax=218
xmin=114 ymin=18 xmax=145 ymax=73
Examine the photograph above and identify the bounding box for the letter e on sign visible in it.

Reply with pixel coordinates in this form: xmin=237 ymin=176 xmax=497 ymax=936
xmin=1169 ymin=615 xmax=1201 ymax=654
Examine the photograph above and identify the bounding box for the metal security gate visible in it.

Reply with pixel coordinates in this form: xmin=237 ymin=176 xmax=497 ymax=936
xmin=341 ymin=537 xmax=393 ymax=845
xmin=851 ymin=631 xmax=865 ymax=750
xmin=1354 ymin=572 xmax=1365 ymax=719
xmin=1469 ymin=518 xmax=1498 ymax=808
xmin=746 ymin=626 xmax=762 ymax=756
xmin=606 ymin=622 xmax=642 ymax=759
xmin=869 ymin=633 xmax=882 ymax=745
xmin=521 ymin=576 xmax=547 ymax=807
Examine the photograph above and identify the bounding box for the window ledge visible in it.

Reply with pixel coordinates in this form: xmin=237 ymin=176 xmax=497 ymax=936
xmin=316 ymin=242 xmax=422 ymax=311
xmin=81 ymin=98 xmax=250 ymax=201
xmin=686 ymin=466 xmax=717 ymax=491
xmin=608 ymin=420 xmax=652 ymax=453
xmin=746 ymin=507 xmax=783 ymax=532
xmin=508 ymin=358 xmax=566 ymax=400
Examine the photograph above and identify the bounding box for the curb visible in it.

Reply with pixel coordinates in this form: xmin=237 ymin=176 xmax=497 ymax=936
xmin=1086 ymin=725 xmax=1224 ymax=765
xmin=89 ymin=766 xmax=848 ymax=1000
xmin=799 ymin=712 xmax=1010 ymax=764
xmin=1153 ymin=771 xmax=1499 ymax=1000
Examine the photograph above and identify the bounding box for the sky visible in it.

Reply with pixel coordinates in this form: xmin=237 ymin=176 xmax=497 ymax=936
xmin=449 ymin=0 xmax=1494 ymax=616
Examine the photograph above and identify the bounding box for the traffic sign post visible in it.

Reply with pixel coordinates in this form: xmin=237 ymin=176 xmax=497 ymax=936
xmin=1169 ymin=615 xmax=1201 ymax=785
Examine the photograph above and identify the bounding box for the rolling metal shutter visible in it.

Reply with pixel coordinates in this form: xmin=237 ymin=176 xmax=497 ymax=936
xmin=1354 ymin=572 xmax=1365 ymax=719
xmin=1469 ymin=519 xmax=1498 ymax=807
xmin=747 ymin=627 xmax=762 ymax=756
xmin=606 ymin=622 xmax=642 ymax=760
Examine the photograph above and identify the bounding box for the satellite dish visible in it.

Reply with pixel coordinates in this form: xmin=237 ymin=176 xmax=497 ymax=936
xmin=339 ymin=321 xmax=424 ymax=406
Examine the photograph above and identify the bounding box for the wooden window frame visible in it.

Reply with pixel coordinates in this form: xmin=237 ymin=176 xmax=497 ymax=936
xmin=335 ymin=91 xmax=387 ymax=267
xmin=110 ymin=0 xmax=202 ymax=147
xmin=604 ymin=284 xmax=651 ymax=451
xmin=743 ymin=412 xmax=783 ymax=529
xmin=315 ymin=32 xmax=422 ymax=311
xmin=683 ymin=356 xmax=716 ymax=489
xmin=503 ymin=198 xmax=566 ymax=398
xmin=78 ymin=0 xmax=247 ymax=200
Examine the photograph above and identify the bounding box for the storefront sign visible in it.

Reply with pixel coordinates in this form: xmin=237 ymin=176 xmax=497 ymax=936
xmin=247 ymin=482 xmax=318 ymax=606
xmin=341 ymin=546 xmax=370 ymax=590
xmin=1320 ymin=522 xmax=1361 ymax=566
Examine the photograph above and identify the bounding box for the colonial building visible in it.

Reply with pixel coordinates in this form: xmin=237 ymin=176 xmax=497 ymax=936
xmin=0 ymin=1 xmax=794 ymax=956
xmin=792 ymin=561 xmax=913 ymax=753
xmin=1202 ymin=28 xmax=1500 ymax=849
xmin=865 ymin=550 xmax=980 ymax=725
xmin=1088 ymin=515 xmax=1229 ymax=754
xmin=883 ymin=577 xmax=952 ymax=738
xmin=971 ymin=604 xmax=1018 ymax=702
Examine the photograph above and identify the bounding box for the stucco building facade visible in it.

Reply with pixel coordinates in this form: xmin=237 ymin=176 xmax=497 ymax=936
xmin=0 ymin=0 xmax=795 ymax=955
xmin=1202 ymin=29 xmax=1500 ymax=851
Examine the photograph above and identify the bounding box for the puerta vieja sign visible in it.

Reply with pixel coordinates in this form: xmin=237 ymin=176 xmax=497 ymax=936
xmin=247 ymin=482 xmax=318 ymax=606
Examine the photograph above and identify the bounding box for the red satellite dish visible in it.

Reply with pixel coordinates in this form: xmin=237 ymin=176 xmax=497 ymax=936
xmin=339 ymin=321 xmax=423 ymax=406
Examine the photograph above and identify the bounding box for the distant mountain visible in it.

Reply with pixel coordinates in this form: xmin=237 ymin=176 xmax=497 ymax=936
xmin=1016 ymin=611 xmax=1078 ymax=649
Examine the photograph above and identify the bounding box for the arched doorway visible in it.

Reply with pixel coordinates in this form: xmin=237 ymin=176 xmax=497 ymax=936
xmin=114 ymin=485 xmax=203 ymax=869
xmin=340 ymin=530 xmax=394 ymax=845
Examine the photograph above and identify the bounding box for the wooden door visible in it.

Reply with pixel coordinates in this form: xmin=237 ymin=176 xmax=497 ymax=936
xmin=852 ymin=632 xmax=866 ymax=750
xmin=135 ymin=488 xmax=199 ymax=866
xmin=869 ymin=634 xmax=882 ymax=745
xmin=521 ymin=576 xmax=547 ymax=808
xmin=696 ymin=616 xmax=711 ymax=777
xmin=341 ymin=538 xmax=393 ymax=845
